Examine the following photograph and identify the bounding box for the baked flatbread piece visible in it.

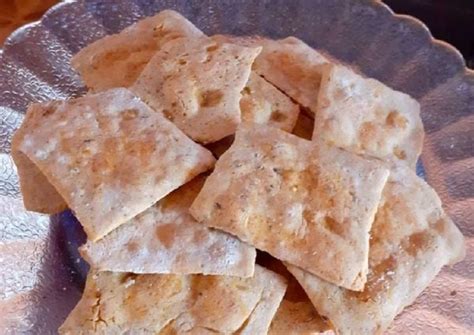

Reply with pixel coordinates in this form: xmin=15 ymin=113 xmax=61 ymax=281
xmin=240 ymin=72 xmax=300 ymax=132
xmin=287 ymin=166 xmax=465 ymax=334
xmin=314 ymin=64 xmax=424 ymax=168
xmin=12 ymin=109 xmax=67 ymax=214
xmin=59 ymin=265 xmax=286 ymax=334
xmin=72 ymin=10 xmax=204 ymax=91
xmin=190 ymin=124 xmax=389 ymax=290
xmin=80 ymin=176 xmax=256 ymax=277
xmin=15 ymin=88 xmax=215 ymax=241
xmin=132 ymin=37 xmax=261 ymax=144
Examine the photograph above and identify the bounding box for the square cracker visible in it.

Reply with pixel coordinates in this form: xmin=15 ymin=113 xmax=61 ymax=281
xmin=15 ymin=88 xmax=215 ymax=241
xmin=12 ymin=114 xmax=67 ymax=214
xmin=131 ymin=37 xmax=261 ymax=144
xmin=190 ymin=124 xmax=389 ymax=290
xmin=287 ymin=165 xmax=465 ymax=334
xmin=58 ymin=265 xmax=286 ymax=334
xmin=214 ymin=35 xmax=329 ymax=113
xmin=240 ymin=72 xmax=300 ymax=132
xmin=314 ymin=64 xmax=424 ymax=168
xmin=72 ymin=10 xmax=204 ymax=91
xmin=80 ymin=175 xmax=256 ymax=277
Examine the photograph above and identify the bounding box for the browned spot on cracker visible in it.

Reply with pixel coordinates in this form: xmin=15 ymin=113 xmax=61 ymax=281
xmin=359 ymin=122 xmax=377 ymax=143
xmin=403 ymin=231 xmax=432 ymax=257
xmin=433 ymin=218 xmax=446 ymax=234
xmin=271 ymin=110 xmax=288 ymax=123
xmin=347 ymin=255 xmax=397 ymax=302
xmin=206 ymin=44 xmax=219 ymax=52
xmin=41 ymin=106 xmax=56 ymax=117
xmin=126 ymin=241 xmax=139 ymax=253
xmin=198 ymin=89 xmax=223 ymax=108
xmin=121 ymin=108 xmax=139 ymax=120
xmin=386 ymin=110 xmax=408 ymax=129
xmin=321 ymin=216 xmax=344 ymax=237
xmin=156 ymin=223 xmax=177 ymax=249
xmin=242 ymin=86 xmax=251 ymax=95
xmin=393 ymin=147 xmax=407 ymax=160
xmin=332 ymin=87 xmax=347 ymax=100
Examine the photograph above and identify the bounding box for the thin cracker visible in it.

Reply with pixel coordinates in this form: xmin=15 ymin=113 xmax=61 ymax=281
xmin=131 ymin=37 xmax=261 ymax=143
xmin=15 ymin=88 xmax=215 ymax=241
xmin=287 ymin=165 xmax=465 ymax=334
xmin=59 ymin=265 xmax=286 ymax=334
xmin=190 ymin=124 xmax=389 ymax=290
xmin=72 ymin=10 xmax=204 ymax=91
xmin=80 ymin=176 xmax=256 ymax=277
xmin=314 ymin=64 xmax=424 ymax=168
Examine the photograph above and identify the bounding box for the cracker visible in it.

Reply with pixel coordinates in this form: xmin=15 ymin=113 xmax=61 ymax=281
xmin=287 ymin=165 xmax=465 ymax=334
xmin=215 ymin=35 xmax=329 ymax=112
xmin=72 ymin=10 xmax=204 ymax=91
xmin=15 ymin=88 xmax=215 ymax=241
xmin=131 ymin=37 xmax=261 ymax=144
xmin=80 ymin=176 xmax=256 ymax=277
xmin=59 ymin=265 xmax=286 ymax=334
xmin=240 ymin=72 xmax=300 ymax=132
xmin=314 ymin=64 xmax=424 ymax=168
xmin=190 ymin=124 xmax=389 ymax=290
xmin=12 ymin=109 xmax=67 ymax=214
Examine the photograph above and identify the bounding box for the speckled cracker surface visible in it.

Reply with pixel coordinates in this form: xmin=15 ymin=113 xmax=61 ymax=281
xmin=132 ymin=37 xmax=261 ymax=144
xmin=59 ymin=265 xmax=286 ymax=334
xmin=12 ymin=107 xmax=67 ymax=214
xmin=287 ymin=166 xmax=465 ymax=335
xmin=240 ymin=72 xmax=300 ymax=132
xmin=314 ymin=64 xmax=424 ymax=168
xmin=16 ymin=88 xmax=215 ymax=241
xmin=72 ymin=10 xmax=204 ymax=91
xmin=80 ymin=176 xmax=256 ymax=277
xmin=190 ymin=125 xmax=389 ymax=291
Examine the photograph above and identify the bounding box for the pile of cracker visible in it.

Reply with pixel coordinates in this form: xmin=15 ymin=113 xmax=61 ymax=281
xmin=12 ymin=10 xmax=465 ymax=335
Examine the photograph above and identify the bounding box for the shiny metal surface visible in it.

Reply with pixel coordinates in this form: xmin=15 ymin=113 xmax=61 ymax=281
xmin=0 ymin=0 xmax=472 ymax=333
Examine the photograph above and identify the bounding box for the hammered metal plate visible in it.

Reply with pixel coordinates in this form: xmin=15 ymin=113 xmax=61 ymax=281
xmin=0 ymin=1 xmax=472 ymax=334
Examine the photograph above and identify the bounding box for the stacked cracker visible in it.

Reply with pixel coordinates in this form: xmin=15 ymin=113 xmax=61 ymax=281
xmin=12 ymin=10 xmax=464 ymax=335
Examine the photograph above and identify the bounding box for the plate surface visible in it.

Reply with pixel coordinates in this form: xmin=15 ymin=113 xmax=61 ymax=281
xmin=0 ymin=0 xmax=472 ymax=333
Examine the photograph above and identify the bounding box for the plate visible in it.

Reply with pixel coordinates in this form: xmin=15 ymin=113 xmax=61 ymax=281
xmin=0 ymin=0 xmax=472 ymax=333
